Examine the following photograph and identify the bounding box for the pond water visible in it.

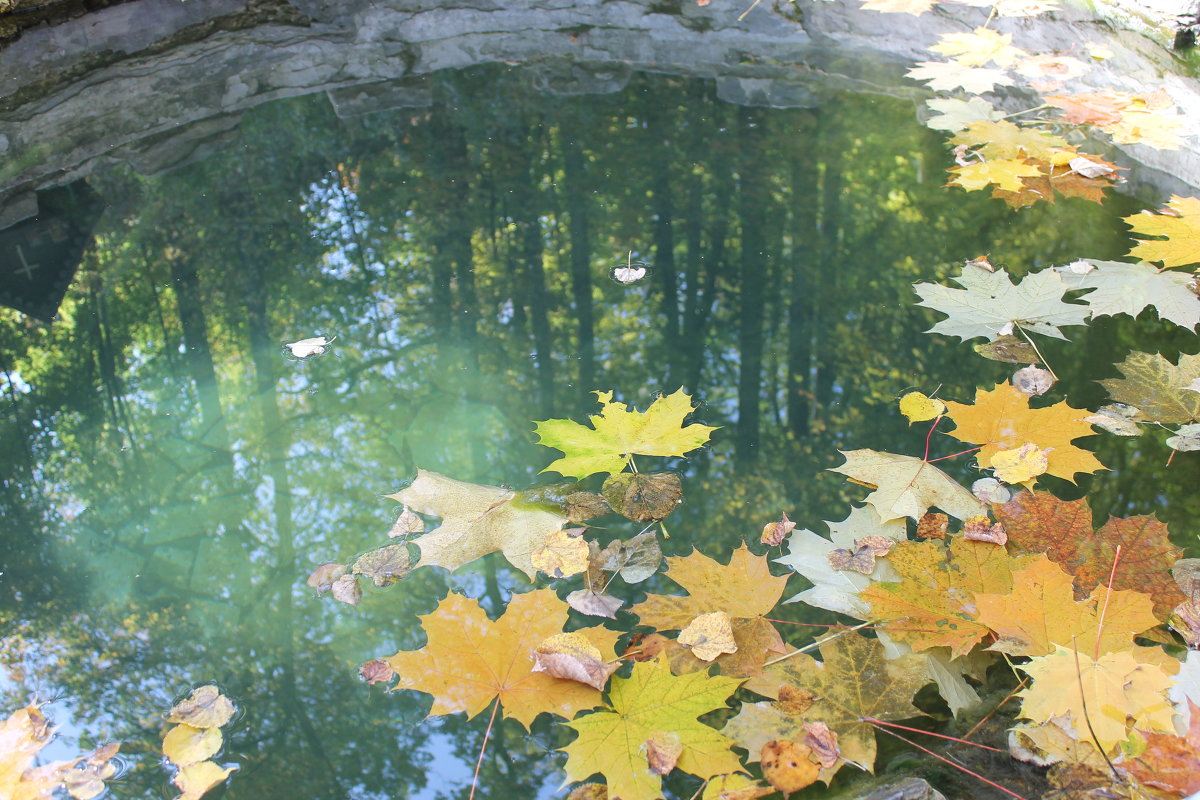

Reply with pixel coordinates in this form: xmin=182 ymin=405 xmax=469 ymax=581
xmin=2 ymin=33 xmax=1199 ymax=800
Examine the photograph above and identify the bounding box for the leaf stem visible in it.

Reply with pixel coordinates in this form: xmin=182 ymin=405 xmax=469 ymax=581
xmin=1070 ymin=638 xmax=1123 ymax=783
xmin=737 ymin=0 xmax=762 ymax=21
xmin=860 ymin=717 xmax=1005 ymax=752
xmin=927 ymin=446 xmax=982 ymax=464
xmin=686 ymin=780 xmax=710 ymax=800
xmin=923 ymin=415 xmax=943 ymax=462
xmin=762 ymin=620 xmax=872 ymax=667
xmin=960 ymin=674 xmax=1030 ymax=741
xmin=1093 ymin=544 xmax=1123 ymax=662
xmin=1013 ymin=324 xmax=1058 ymax=380
xmin=468 ymin=697 xmax=500 ymax=800
xmin=627 ymin=455 xmax=640 ymax=474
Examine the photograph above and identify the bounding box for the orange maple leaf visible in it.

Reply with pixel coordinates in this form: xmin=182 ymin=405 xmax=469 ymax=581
xmin=995 ymin=490 xmax=1186 ymax=619
xmin=383 ymin=589 xmax=617 ymax=728
xmin=1120 ymin=700 xmax=1200 ymax=795
xmin=630 ymin=544 xmax=789 ymax=677
xmin=944 ymin=382 xmax=1105 ymax=482
xmin=975 ymin=555 xmax=1162 ymax=658
xmin=861 ymin=538 xmax=1028 ymax=658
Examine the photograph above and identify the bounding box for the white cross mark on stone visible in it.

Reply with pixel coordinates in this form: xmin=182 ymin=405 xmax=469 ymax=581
xmin=14 ymin=245 xmax=39 ymax=280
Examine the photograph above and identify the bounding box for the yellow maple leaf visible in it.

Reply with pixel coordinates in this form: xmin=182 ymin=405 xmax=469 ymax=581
xmin=948 ymin=159 xmax=1045 ymax=193
xmin=1104 ymin=107 xmax=1185 ymax=150
xmin=930 ymin=28 xmax=1028 ymax=67
xmin=944 ymin=382 xmax=1105 ymax=482
xmin=861 ymin=538 xmax=1026 ymax=657
xmin=631 ymin=544 xmax=789 ymax=677
xmin=975 ymin=556 xmax=1162 ymax=658
xmin=1019 ymin=646 xmax=1175 ymax=751
xmin=951 ymin=120 xmax=1071 ymax=161
xmin=384 ymin=589 xmax=618 ymax=728
xmin=906 ymin=61 xmax=1015 ymax=94
xmin=1124 ymin=195 xmax=1200 ymax=268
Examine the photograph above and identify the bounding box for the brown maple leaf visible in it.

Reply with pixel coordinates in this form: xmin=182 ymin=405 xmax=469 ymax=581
xmin=630 ymin=544 xmax=789 ymax=677
xmin=1120 ymin=700 xmax=1200 ymax=795
xmin=995 ymin=490 xmax=1186 ymax=619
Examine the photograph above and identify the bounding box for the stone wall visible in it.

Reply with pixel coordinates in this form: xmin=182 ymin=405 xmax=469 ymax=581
xmin=1 ymin=0 xmax=1198 ymax=225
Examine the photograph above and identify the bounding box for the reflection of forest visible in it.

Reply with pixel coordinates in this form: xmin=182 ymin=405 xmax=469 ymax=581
xmin=0 ymin=67 xmax=1196 ymax=799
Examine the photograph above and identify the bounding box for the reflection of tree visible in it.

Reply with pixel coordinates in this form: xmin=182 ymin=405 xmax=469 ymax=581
xmin=1 ymin=64 xmax=1197 ymax=800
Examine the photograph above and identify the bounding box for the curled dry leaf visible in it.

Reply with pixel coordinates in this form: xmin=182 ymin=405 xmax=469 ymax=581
xmin=167 ymin=686 xmax=235 ymax=729
xmin=760 ymin=513 xmax=797 ymax=547
xmin=1169 ymin=599 xmax=1200 ymax=648
xmin=916 ymin=512 xmax=949 ymax=540
xmin=991 ymin=443 xmax=1049 ymax=484
xmin=971 ymin=478 xmax=1011 ymax=504
xmin=961 ymin=516 xmax=1008 ymax=545
xmin=644 ymin=730 xmax=683 ymax=775
xmin=776 ymin=684 xmax=817 ymax=714
xmin=759 ymin=739 xmax=819 ymax=795
xmin=330 ymin=575 xmax=362 ymax=607
xmin=827 ymin=540 xmax=889 ymax=575
xmin=567 ymin=589 xmax=624 ymax=619
xmin=1172 ymin=559 xmax=1200 ymax=595
xmin=360 ymin=659 xmax=395 ymax=685
xmin=388 ymin=505 xmax=424 ymax=537
xmin=677 ymin=611 xmax=738 ymax=662
xmin=803 ymin=722 xmax=841 ymax=769
xmin=1013 ymin=365 xmax=1054 ymax=396
xmin=531 ymin=527 xmax=589 ymax=579
xmin=306 ymin=563 xmax=347 ymax=593
xmin=351 ymin=544 xmax=412 ymax=587
xmin=601 ymin=472 xmax=682 ymax=522
xmin=532 ymin=632 xmax=619 ymax=691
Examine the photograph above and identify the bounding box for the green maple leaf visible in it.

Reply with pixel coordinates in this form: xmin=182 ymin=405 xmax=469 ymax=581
xmin=1100 ymin=351 xmax=1200 ymax=424
xmin=914 ymin=263 xmax=1090 ymax=341
xmin=561 ymin=658 xmax=742 ymax=800
xmin=534 ymin=390 xmax=717 ymax=479
xmin=1056 ymin=259 xmax=1199 ymax=330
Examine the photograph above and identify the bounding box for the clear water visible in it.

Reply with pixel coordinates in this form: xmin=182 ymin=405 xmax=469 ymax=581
xmin=1 ymin=66 xmax=1197 ymax=799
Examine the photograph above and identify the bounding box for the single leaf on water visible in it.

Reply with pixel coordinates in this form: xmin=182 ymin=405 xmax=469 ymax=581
xmin=729 ymin=634 xmax=930 ymax=776
xmin=560 ymin=658 xmax=742 ymax=800
xmin=383 ymin=589 xmax=617 ymax=729
xmin=1124 ymin=195 xmax=1200 ymax=268
xmin=914 ymin=263 xmax=1089 ymax=341
xmin=1018 ymin=646 xmax=1176 ymax=751
xmin=359 ymin=660 xmax=394 ymax=685
xmin=163 ymin=725 xmax=222 ymax=768
xmin=760 ymin=740 xmax=819 ymax=794
xmin=531 ymin=527 xmax=589 ymax=579
xmin=759 ymin=512 xmax=796 ymax=547
xmin=1013 ymin=365 xmax=1054 ymax=396
xmin=1100 ymin=351 xmax=1200 ymax=424
xmin=596 ymin=530 xmax=662 ymax=584
xmin=631 ymin=544 xmax=789 ymax=677
xmin=944 ymin=382 xmax=1104 ymax=482
xmin=996 ymin=490 xmax=1186 ymax=619
xmin=385 ymin=469 xmax=569 ymax=579
xmin=677 ymin=612 xmax=738 ymax=662
xmin=534 ymin=390 xmax=716 ymax=479
xmin=601 ymin=472 xmax=681 ymax=522
xmin=829 ymin=449 xmax=987 ymax=522
xmin=167 ymin=686 xmax=235 ymax=729
xmin=1055 ymin=259 xmax=1200 ymax=330
xmin=532 ymin=632 xmax=619 ymax=691
xmin=174 ymin=761 xmax=236 ymax=800
xmin=898 ymin=391 xmax=945 ymax=423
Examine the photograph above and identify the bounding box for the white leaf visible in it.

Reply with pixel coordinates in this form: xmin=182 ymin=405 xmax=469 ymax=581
xmin=285 ymin=335 xmax=336 ymax=358
xmin=1056 ymin=259 xmax=1200 ymax=330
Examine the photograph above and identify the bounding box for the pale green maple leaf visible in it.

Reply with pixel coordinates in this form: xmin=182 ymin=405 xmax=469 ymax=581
xmin=561 ymin=658 xmax=742 ymax=800
xmin=776 ymin=505 xmax=905 ymax=616
xmin=924 ymin=97 xmax=1003 ymax=133
xmin=1100 ymin=351 xmax=1200 ymax=423
xmin=1055 ymin=259 xmax=1200 ymax=330
xmin=914 ymin=263 xmax=1091 ymax=341
xmin=534 ymin=390 xmax=716 ymax=479
xmin=906 ymin=61 xmax=1015 ymax=94
xmin=829 ymin=449 xmax=986 ymax=522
